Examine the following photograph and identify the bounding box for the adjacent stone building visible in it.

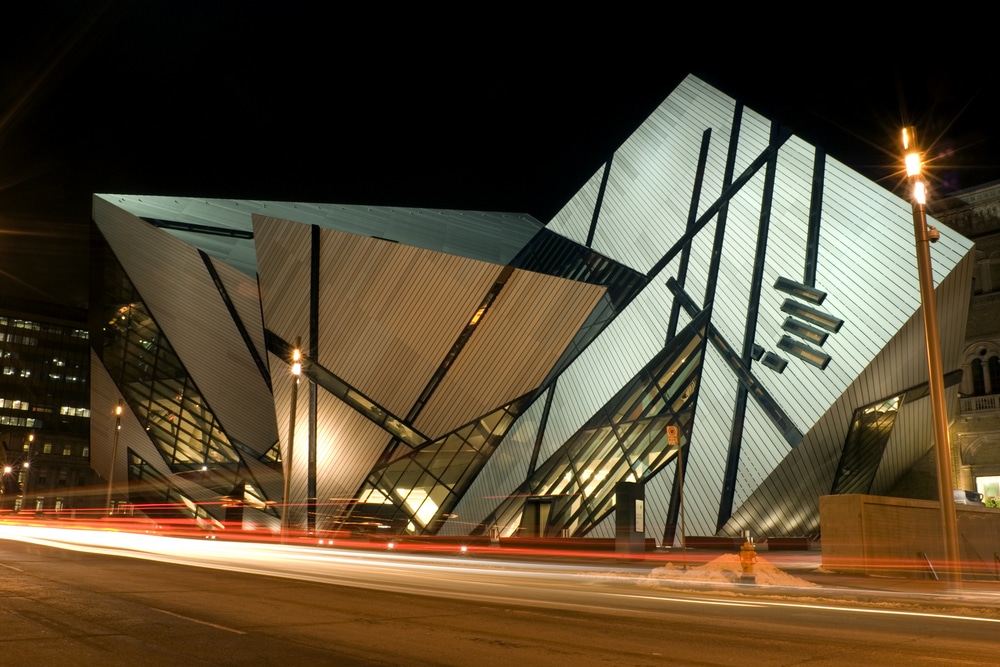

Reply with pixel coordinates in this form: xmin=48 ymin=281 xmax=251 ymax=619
xmin=931 ymin=182 xmax=1000 ymax=505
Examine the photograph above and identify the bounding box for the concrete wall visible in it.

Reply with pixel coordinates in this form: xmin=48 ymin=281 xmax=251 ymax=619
xmin=820 ymin=494 xmax=1000 ymax=580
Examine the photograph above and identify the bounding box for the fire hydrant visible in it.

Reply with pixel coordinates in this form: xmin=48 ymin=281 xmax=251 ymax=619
xmin=739 ymin=533 xmax=757 ymax=584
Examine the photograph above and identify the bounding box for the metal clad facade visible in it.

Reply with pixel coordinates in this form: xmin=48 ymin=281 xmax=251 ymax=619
xmin=415 ymin=269 xmax=605 ymax=439
xmin=90 ymin=73 xmax=975 ymax=542
xmin=314 ymin=227 xmax=498 ymax=417
xmin=314 ymin=390 xmax=394 ymax=532
xmin=93 ymin=199 xmax=279 ymax=455
xmin=254 ymin=215 xmax=313 ymax=354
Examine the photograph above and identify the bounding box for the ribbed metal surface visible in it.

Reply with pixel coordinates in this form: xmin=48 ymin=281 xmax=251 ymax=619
xmin=313 ymin=227 xmax=499 ymax=418
xmin=537 ymin=274 xmax=677 ymax=464
xmin=546 ymin=164 xmax=605 ymax=247
xmin=502 ymin=74 xmax=976 ymax=540
xmin=254 ymin=215 xmax=313 ymax=356
xmin=552 ymin=77 xmax=737 ymax=274
xmin=93 ymin=198 xmax=279 ymax=456
xmin=314 ymin=390 xmax=395 ymax=532
xmin=91 ymin=74 xmax=977 ymax=542
xmin=644 ymin=460 xmax=676 ymax=546
xmin=415 ymin=269 xmax=605 ymax=439
xmin=588 ymin=512 xmax=615 ymax=539
xmin=97 ymin=194 xmax=543 ymax=272
xmin=210 ymin=254 xmax=270 ymax=375
xmin=722 ymin=251 xmax=975 ymax=536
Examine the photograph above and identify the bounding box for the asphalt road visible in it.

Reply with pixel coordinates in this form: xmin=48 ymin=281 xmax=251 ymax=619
xmin=0 ymin=529 xmax=998 ymax=666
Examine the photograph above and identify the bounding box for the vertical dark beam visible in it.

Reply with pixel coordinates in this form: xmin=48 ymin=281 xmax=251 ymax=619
xmin=527 ymin=382 xmax=556 ymax=476
xmin=665 ymin=105 xmax=742 ymax=545
xmin=803 ymin=147 xmax=826 ymax=287
xmin=585 ymin=155 xmax=614 ymax=248
xmin=701 ymin=104 xmax=742 ymax=309
xmin=662 ymin=313 xmax=713 ymax=546
xmin=308 ymin=225 xmax=320 ymax=533
xmin=666 ymin=129 xmax=712 ymax=344
xmin=716 ymin=121 xmax=782 ymax=532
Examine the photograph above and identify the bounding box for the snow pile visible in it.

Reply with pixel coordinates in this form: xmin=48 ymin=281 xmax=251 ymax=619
xmin=642 ymin=553 xmax=818 ymax=588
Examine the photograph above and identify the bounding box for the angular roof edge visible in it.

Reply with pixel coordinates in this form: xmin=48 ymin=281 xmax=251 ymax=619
xmin=94 ymin=194 xmax=544 ymax=273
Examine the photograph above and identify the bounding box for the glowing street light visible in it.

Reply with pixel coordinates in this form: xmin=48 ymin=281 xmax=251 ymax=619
xmin=1 ymin=464 xmax=11 ymax=512
xmin=902 ymin=126 xmax=961 ymax=587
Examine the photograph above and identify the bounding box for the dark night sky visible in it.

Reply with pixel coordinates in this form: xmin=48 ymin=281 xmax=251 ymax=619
xmin=3 ymin=3 xmax=999 ymax=309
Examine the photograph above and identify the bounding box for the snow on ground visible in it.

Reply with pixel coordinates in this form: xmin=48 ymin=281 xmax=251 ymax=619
xmin=642 ymin=553 xmax=818 ymax=588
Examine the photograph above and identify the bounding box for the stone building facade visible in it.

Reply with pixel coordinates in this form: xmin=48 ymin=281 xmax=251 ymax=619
xmin=931 ymin=181 xmax=1000 ymax=505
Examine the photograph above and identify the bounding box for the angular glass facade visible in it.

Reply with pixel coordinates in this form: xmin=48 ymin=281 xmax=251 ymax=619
xmin=96 ymin=245 xmax=241 ymax=472
xmin=484 ymin=313 xmax=707 ymax=537
xmin=90 ymin=74 xmax=975 ymax=542
xmin=349 ymin=396 xmax=531 ymax=534
xmin=831 ymin=395 xmax=902 ymax=496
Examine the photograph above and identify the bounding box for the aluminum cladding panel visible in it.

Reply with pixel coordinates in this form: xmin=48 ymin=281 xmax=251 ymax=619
xmin=547 ymin=76 xmax=738 ymax=274
xmin=101 ymin=194 xmax=543 ymax=271
xmin=312 ymin=226 xmax=500 ymax=419
xmin=314 ymin=389 xmax=395 ymax=532
xmin=93 ymin=197 xmax=279 ymax=456
xmin=537 ymin=273 xmax=677 ymax=461
xmin=254 ymin=215 xmax=313 ymax=357
xmin=414 ymin=268 xmax=605 ymax=439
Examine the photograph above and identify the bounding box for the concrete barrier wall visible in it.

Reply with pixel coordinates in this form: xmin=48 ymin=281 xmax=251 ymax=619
xmin=820 ymin=494 xmax=1000 ymax=579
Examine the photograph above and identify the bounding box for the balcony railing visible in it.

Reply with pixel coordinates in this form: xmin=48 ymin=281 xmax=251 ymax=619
xmin=961 ymin=394 xmax=1000 ymax=416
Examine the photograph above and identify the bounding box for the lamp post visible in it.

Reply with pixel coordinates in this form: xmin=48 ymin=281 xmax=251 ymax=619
xmin=281 ymin=340 xmax=302 ymax=541
xmin=903 ymin=127 xmax=962 ymax=587
xmin=21 ymin=434 xmax=34 ymax=512
xmin=1 ymin=464 xmax=11 ymax=513
xmin=105 ymin=403 xmax=123 ymax=515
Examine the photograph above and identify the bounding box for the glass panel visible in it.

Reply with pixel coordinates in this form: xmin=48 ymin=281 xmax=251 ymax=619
xmin=481 ymin=315 xmax=707 ymax=538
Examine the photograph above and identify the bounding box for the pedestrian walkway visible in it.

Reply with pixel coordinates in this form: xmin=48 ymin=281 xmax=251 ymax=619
xmin=649 ymin=546 xmax=1000 ymax=609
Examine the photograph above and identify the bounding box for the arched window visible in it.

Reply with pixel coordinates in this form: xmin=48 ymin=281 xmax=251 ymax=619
xmin=989 ymin=356 xmax=1000 ymax=395
xmin=971 ymin=358 xmax=986 ymax=396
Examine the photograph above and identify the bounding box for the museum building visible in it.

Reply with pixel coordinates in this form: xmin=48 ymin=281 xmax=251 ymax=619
xmin=89 ymin=75 xmax=975 ymax=543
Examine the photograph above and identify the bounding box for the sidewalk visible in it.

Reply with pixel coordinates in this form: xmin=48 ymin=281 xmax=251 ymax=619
xmin=649 ymin=546 xmax=1000 ymax=609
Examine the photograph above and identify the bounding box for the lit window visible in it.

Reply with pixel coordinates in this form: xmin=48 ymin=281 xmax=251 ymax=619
xmin=43 ymin=443 xmax=52 ymax=454
xmin=62 ymin=446 xmax=72 ymax=456
xmin=19 ymin=370 xmax=30 ymax=378
xmin=82 ymin=446 xmax=89 ymax=457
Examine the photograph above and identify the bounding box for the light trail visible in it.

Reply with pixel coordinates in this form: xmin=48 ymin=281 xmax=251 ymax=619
xmin=612 ymin=593 xmax=1000 ymax=624
xmin=2 ymin=522 xmax=999 ymax=627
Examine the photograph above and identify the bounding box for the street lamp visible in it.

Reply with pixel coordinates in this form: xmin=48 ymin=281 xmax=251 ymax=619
xmin=903 ymin=127 xmax=962 ymax=586
xmin=281 ymin=340 xmax=302 ymax=541
xmin=105 ymin=403 xmax=123 ymax=515
xmin=1 ymin=464 xmax=11 ymax=513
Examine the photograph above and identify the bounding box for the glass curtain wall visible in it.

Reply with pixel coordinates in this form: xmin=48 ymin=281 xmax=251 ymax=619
xmin=483 ymin=315 xmax=708 ymax=538
xmin=347 ymin=397 xmax=531 ymax=535
xmin=91 ymin=237 xmax=285 ymax=513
